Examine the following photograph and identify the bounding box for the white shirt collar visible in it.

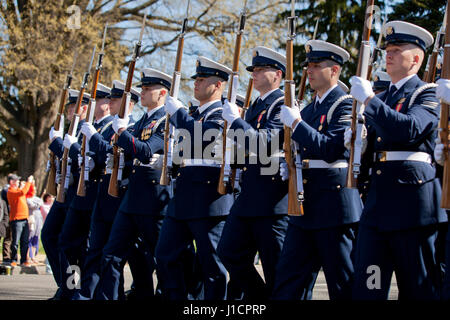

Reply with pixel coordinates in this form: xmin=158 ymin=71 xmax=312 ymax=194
xmin=198 ymin=99 xmax=221 ymax=115
xmin=315 ymin=84 xmax=338 ymax=104
xmin=146 ymin=104 xmax=164 ymax=118
xmin=94 ymin=114 xmax=110 ymax=125
xmin=260 ymin=88 xmax=279 ymax=102
xmin=390 ymin=74 xmax=415 ymax=91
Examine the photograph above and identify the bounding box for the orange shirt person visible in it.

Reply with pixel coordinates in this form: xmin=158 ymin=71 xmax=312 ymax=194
xmin=7 ymin=174 xmax=34 ymax=266
xmin=7 ymin=175 xmax=33 ymax=222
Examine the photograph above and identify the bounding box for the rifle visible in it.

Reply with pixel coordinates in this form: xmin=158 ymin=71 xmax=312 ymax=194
xmin=46 ymin=52 xmax=77 ymax=196
xmin=160 ymin=1 xmax=190 ymax=186
xmin=56 ymin=46 xmax=96 ymax=203
xmin=217 ymin=1 xmax=247 ymax=195
xmin=345 ymin=0 xmax=375 ymax=189
xmin=283 ymin=0 xmax=303 ymax=216
xmin=108 ymin=14 xmax=147 ymax=197
xmin=227 ymin=77 xmax=253 ymax=191
xmin=367 ymin=19 xmax=385 ymax=81
xmin=440 ymin=0 xmax=450 ymax=209
xmin=425 ymin=5 xmax=447 ymax=83
xmin=240 ymin=78 xmax=253 ymax=119
xmin=297 ymin=17 xmax=318 ymax=102
xmin=77 ymin=24 xmax=108 ymax=197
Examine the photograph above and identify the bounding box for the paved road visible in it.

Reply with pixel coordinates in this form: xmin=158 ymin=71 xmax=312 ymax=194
xmin=0 ymin=255 xmax=398 ymax=300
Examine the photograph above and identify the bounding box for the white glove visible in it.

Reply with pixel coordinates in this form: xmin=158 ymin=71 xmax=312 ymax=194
xmin=49 ymin=116 xmax=65 ymax=141
xmin=436 ymin=79 xmax=450 ymax=105
xmin=280 ymin=104 xmax=302 ymax=128
xmin=112 ymin=115 xmax=129 ymax=134
xmin=280 ymin=162 xmax=288 ymax=181
xmin=350 ymin=76 xmax=375 ymax=104
xmin=81 ymin=122 xmax=97 ymax=140
xmin=344 ymin=126 xmax=368 ymax=153
xmin=222 ymin=99 xmax=240 ymax=124
xmin=434 ymin=138 xmax=445 ymax=166
xmin=63 ymin=134 xmax=78 ymax=149
xmin=78 ymin=154 xmax=95 ymax=171
xmin=164 ymin=95 xmax=184 ymax=116
xmin=106 ymin=153 xmax=114 ymax=169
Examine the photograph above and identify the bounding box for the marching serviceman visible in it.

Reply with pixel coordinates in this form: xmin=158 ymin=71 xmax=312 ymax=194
xmin=57 ymin=84 xmax=115 ymax=300
xmin=71 ymin=82 xmax=131 ymax=300
xmin=155 ymin=57 xmax=234 ymax=300
xmin=347 ymin=21 xmax=447 ymax=300
xmin=217 ymin=46 xmax=289 ymax=300
xmin=95 ymin=71 xmax=170 ymax=300
xmin=272 ymin=40 xmax=362 ymax=300
xmin=433 ymin=77 xmax=450 ymax=300
xmin=41 ymin=89 xmax=90 ymax=300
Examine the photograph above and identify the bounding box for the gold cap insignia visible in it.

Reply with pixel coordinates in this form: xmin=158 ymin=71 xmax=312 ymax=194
xmin=386 ymin=26 xmax=394 ymax=35
xmin=374 ymin=76 xmax=379 ymax=81
xmin=253 ymin=50 xmax=258 ymax=57
xmin=305 ymin=44 xmax=311 ymax=53
xmin=196 ymin=60 xmax=200 ymax=67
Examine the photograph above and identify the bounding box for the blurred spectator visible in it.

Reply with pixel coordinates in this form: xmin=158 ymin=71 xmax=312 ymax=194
xmin=0 ymin=197 xmax=8 ymax=264
xmin=27 ymin=188 xmax=44 ymax=265
xmin=40 ymin=193 xmax=54 ymax=221
xmin=7 ymin=174 xmax=33 ymax=267
xmin=1 ymin=174 xmax=13 ymax=265
xmin=40 ymin=193 xmax=54 ymax=273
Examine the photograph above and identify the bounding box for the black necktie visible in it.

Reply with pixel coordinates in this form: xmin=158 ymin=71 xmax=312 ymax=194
xmin=313 ymin=99 xmax=319 ymax=111
xmin=385 ymin=85 xmax=397 ymax=103
xmin=191 ymin=109 xmax=200 ymax=119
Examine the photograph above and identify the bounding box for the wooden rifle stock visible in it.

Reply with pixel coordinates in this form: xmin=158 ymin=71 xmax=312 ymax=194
xmin=46 ymin=74 xmax=72 ymax=196
xmin=218 ymin=7 xmax=246 ymax=195
xmin=284 ymin=35 xmax=303 ymax=216
xmin=160 ymin=21 xmax=186 ymax=186
xmin=78 ymin=26 xmax=107 ymax=196
xmin=107 ymin=59 xmax=137 ymax=197
xmin=108 ymin=14 xmax=146 ymax=197
xmin=56 ymin=85 xmax=87 ymax=203
xmin=240 ymin=77 xmax=253 ymax=118
xmin=346 ymin=0 xmax=375 ymax=189
xmin=427 ymin=51 xmax=439 ymax=83
xmin=228 ymin=77 xmax=253 ymax=189
xmin=77 ymin=61 xmax=101 ymax=196
xmin=56 ymin=47 xmax=96 ymax=203
xmin=440 ymin=0 xmax=450 ymax=209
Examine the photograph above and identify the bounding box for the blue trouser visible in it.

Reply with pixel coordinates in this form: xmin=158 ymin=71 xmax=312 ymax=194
xmin=95 ymin=211 xmax=163 ymax=300
xmin=41 ymin=202 xmax=69 ymax=288
xmin=58 ymin=206 xmax=92 ymax=299
xmin=272 ymin=222 xmax=357 ymax=300
xmin=352 ymin=224 xmax=442 ymax=300
xmin=217 ymin=215 xmax=289 ymax=300
xmin=155 ymin=215 xmax=227 ymax=300
xmin=10 ymin=219 xmax=29 ymax=264
xmin=442 ymin=221 xmax=450 ymax=300
xmin=76 ymin=213 xmax=116 ymax=300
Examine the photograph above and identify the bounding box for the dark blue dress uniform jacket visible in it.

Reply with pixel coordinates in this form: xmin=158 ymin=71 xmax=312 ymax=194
xmin=66 ymin=116 xmax=114 ymax=211
xmin=116 ymin=107 xmax=170 ymax=216
xmin=168 ymin=101 xmax=234 ymax=220
xmin=290 ymin=86 xmax=362 ymax=229
xmin=88 ymin=117 xmax=127 ymax=221
xmin=229 ymin=89 xmax=288 ymax=217
xmin=361 ymin=74 xmax=447 ymax=231
xmin=48 ymin=119 xmax=85 ymax=207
